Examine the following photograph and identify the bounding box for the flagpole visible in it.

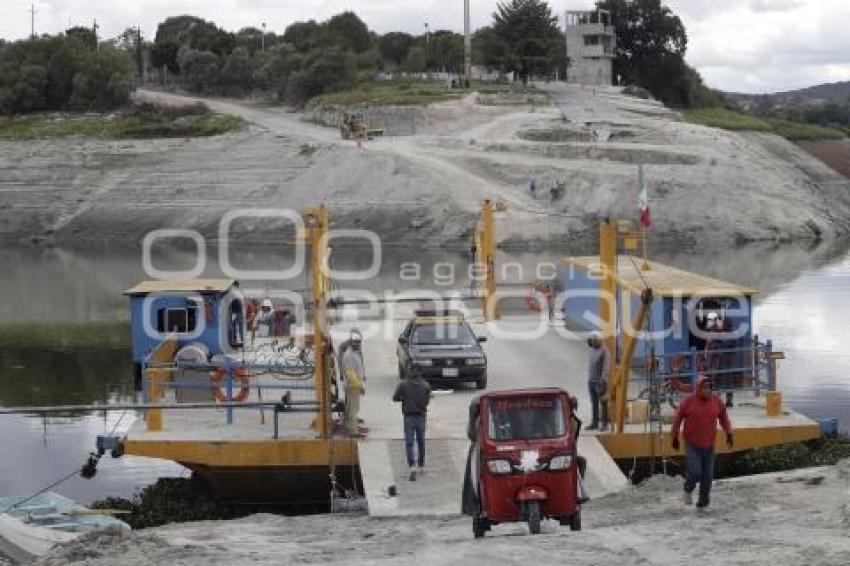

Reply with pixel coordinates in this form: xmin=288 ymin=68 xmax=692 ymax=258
xmin=638 ymin=164 xmax=651 ymax=271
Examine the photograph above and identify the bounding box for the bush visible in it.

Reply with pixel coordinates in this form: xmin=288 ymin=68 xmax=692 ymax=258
xmin=0 ymin=35 xmax=132 ymax=115
xmin=766 ymin=119 xmax=845 ymax=141
xmin=724 ymin=436 xmax=850 ymax=476
xmin=285 ymin=47 xmax=356 ymax=104
xmin=90 ymin=476 xmax=247 ymax=529
xmin=684 ymin=108 xmax=846 ymax=141
xmin=683 ymin=107 xmax=773 ymax=131
xmin=0 ymin=102 xmax=243 ymax=139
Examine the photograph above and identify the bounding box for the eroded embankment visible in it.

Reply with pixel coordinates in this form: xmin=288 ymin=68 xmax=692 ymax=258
xmin=2 ymin=85 xmax=850 ymax=249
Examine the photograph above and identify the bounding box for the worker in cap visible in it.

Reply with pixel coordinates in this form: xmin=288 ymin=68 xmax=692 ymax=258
xmin=254 ymin=298 xmax=275 ymax=338
xmin=339 ymin=328 xmax=366 ymax=437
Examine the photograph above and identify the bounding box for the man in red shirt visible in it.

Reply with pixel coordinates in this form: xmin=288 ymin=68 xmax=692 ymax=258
xmin=671 ymin=375 xmax=734 ymax=509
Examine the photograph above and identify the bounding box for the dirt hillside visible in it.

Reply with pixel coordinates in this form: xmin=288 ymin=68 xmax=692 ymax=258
xmin=2 ymin=84 xmax=849 ymax=248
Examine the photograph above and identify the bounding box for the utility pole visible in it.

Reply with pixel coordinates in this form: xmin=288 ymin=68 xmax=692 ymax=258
xmin=463 ymin=0 xmax=472 ymax=87
xmin=29 ymin=3 xmax=36 ymax=39
xmin=424 ymin=22 xmax=430 ymax=78
xmin=93 ymin=18 xmax=99 ymax=51
xmin=136 ymin=26 xmax=144 ymax=81
xmin=261 ymin=22 xmax=266 ymax=53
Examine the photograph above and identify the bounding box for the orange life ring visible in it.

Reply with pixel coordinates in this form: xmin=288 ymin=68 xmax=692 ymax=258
xmin=211 ymin=368 xmax=251 ymax=402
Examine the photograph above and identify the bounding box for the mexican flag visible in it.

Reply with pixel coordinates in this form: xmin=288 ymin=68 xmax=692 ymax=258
xmin=638 ymin=164 xmax=650 ymax=229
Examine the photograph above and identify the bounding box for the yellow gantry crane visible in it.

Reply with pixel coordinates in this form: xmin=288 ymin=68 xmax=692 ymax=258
xmin=598 ymin=219 xmax=654 ymax=434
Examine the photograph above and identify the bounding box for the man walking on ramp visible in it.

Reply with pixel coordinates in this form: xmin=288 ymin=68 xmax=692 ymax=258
xmin=671 ymin=375 xmax=733 ymax=510
xmin=393 ymin=371 xmax=432 ymax=481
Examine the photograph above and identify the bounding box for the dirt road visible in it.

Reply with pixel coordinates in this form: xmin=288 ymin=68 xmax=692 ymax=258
xmin=2 ymin=85 xmax=849 ymax=247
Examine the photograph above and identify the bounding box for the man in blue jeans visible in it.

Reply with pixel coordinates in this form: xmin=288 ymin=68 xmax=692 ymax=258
xmin=586 ymin=332 xmax=610 ymax=430
xmin=671 ymin=375 xmax=734 ymax=509
xmin=393 ymin=371 xmax=432 ymax=481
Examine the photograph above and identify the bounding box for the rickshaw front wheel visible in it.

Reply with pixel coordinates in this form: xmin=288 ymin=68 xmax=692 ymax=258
xmin=472 ymin=516 xmax=488 ymax=538
xmin=526 ymin=501 xmax=541 ymax=535
xmin=569 ymin=509 xmax=582 ymax=531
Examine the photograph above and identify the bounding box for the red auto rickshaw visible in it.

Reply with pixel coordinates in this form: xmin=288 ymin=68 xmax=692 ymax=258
xmin=462 ymin=388 xmax=583 ymax=537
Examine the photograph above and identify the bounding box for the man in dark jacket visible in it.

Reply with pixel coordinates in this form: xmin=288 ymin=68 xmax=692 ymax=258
xmin=671 ymin=375 xmax=733 ymax=509
xmin=587 ymin=332 xmax=610 ymax=430
xmin=393 ymin=372 xmax=432 ymax=482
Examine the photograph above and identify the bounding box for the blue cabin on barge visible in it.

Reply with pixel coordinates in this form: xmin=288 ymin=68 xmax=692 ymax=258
xmin=561 ymin=256 xmax=765 ymax=390
xmin=124 ymin=279 xmax=242 ymax=378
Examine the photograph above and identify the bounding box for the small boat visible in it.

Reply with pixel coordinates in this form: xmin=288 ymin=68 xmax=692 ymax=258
xmin=0 ymin=492 xmax=130 ymax=563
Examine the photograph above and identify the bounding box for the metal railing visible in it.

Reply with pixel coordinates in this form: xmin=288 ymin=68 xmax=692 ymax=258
xmin=141 ymin=358 xmax=321 ymax=427
xmin=628 ymin=336 xmax=776 ymax=399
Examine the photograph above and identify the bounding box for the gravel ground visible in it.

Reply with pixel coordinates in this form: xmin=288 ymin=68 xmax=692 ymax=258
xmin=34 ymin=460 xmax=850 ymax=566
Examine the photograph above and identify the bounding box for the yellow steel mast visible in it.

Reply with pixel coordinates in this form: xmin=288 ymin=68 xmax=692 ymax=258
xmin=475 ymin=199 xmax=506 ymax=321
xmin=599 ymin=219 xmax=654 ymax=434
xmin=305 ymin=204 xmax=332 ymax=439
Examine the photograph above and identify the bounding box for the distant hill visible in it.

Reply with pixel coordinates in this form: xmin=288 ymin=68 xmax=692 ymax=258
xmin=728 ymin=81 xmax=850 ymax=110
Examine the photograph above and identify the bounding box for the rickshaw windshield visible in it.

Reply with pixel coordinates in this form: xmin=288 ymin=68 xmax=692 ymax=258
xmin=487 ymin=396 xmax=566 ymax=441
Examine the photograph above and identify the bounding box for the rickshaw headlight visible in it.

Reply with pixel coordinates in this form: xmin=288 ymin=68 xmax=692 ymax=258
xmin=548 ymin=455 xmax=573 ymax=471
xmin=487 ymin=459 xmax=513 ymax=475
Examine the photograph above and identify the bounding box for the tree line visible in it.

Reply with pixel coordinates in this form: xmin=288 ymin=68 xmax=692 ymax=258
xmin=0 ymin=29 xmax=133 ymax=115
xmin=1 ymin=0 xmax=731 ymax=116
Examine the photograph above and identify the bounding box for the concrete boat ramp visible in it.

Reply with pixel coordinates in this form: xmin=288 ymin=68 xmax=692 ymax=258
xmin=349 ymin=315 xmax=630 ymax=517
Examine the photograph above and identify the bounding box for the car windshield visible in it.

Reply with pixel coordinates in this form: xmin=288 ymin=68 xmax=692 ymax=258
xmin=412 ymin=323 xmax=476 ymax=346
xmin=487 ymin=396 xmax=566 ymax=441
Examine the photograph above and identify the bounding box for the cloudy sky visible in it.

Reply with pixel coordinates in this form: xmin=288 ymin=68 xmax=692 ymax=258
xmin=3 ymin=0 xmax=849 ymax=93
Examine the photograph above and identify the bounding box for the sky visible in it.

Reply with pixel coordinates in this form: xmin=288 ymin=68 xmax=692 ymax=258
xmin=2 ymin=0 xmax=850 ymax=94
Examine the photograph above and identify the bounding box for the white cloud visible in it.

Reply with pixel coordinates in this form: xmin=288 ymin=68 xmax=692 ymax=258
xmin=2 ymin=0 xmax=849 ymax=94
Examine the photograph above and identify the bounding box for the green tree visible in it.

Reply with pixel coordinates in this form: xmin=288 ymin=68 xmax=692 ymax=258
xmin=154 ymin=16 xmax=234 ymax=56
xmin=262 ymin=43 xmax=303 ymax=98
xmin=283 ymin=20 xmax=329 ymax=51
xmin=261 ymin=43 xmax=304 ymax=99
xmin=426 ymin=31 xmax=464 ymax=73
xmin=379 ymin=32 xmax=415 ymax=67
xmin=472 ymin=26 xmax=510 ymax=72
xmin=326 ymin=11 xmax=372 ymax=53
xmin=403 ymin=45 xmax=427 ymax=73
xmin=113 ymin=28 xmax=145 ymax=78
xmin=65 ymin=26 xmax=97 ymax=50
xmin=595 ymin=0 xmax=715 ymax=107
xmin=218 ymin=47 xmax=254 ymax=95
xmin=0 ymin=34 xmax=131 ymax=114
xmin=286 ymin=47 xmax=356 ymax=103
xmin=235 ymin=27 xmax=264 ymax=55
xmin=177 ymin=48 xmax=220 ymax=93
xmin=15 ymin=64 xmax=48 ymax=112
xmin=492 ymin=0 xmax=564 ymax=82
xmin=150 ymin=40 xmax=179 ymax=73
xmin=70 ymin=49 xmax=131 ymax=110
